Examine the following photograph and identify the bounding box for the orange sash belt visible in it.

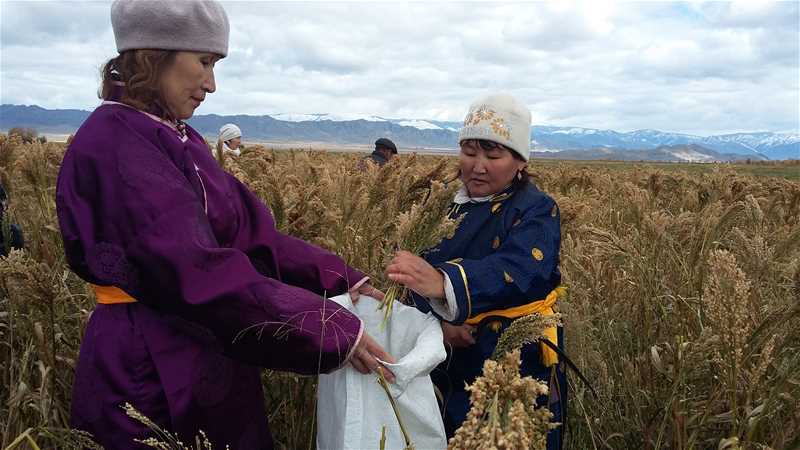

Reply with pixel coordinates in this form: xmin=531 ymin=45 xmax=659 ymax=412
xmin=465 ymin=286 xmax=566 ymax=367
xmin=92 ymin=284 xmax=137 ymax=304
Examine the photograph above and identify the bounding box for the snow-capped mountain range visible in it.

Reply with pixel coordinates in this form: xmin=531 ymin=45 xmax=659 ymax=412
xmin=527 ymin=126 xmax=799 ymax=160
xmin=265 ymin=113 xmax=798 ymax=159
xmin=269 ymin=113 xmax=387 ymax=123
xmin=271 ymin=113 xmax=460 ymax=132
xmin=2 ymin=104 xmax=797 ymax=161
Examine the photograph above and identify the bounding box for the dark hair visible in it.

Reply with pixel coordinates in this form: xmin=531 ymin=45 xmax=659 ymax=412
xmin=100 ymin=50 xmax=177 ymax=120
xmin=509 ymin=148 xmax=531 ymax=190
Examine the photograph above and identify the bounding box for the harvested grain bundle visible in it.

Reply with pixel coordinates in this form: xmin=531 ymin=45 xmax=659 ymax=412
xmin=380 ymin=180 xmax=461 ymax=321
xmin=448 ymin=350 xmax=554 ymax=450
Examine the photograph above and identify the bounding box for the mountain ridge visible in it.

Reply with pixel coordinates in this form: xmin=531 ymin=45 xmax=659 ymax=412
xmin=2 ymin=104 xmax=797 ymax=161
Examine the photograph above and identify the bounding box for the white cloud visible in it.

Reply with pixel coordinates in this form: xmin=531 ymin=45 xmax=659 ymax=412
xmin=1 ymin=0 xmax=797 ymax=135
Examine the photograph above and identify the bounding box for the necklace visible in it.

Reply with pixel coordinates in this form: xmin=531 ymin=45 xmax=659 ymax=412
xmin=175 ymin=121 xmax=187 ymax=138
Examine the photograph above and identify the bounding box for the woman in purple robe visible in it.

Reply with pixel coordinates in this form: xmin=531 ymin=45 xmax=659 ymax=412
xmin=56 ymin=1 xmax=393 ymax=448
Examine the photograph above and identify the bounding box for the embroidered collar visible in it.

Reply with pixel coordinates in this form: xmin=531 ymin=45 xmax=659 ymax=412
xmin=453 ymin=184 xmax=514 ymax=205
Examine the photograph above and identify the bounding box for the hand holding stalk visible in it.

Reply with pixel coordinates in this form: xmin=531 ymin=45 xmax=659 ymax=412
xmin=386 ymin=251 xmax=445 ymax=298
xmin=378 ymin=180 xmax=461 ymax=322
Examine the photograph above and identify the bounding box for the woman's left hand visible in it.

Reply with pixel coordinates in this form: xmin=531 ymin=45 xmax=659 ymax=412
xmin=349 ymin=282 xmax=385 ymax=303
xmin=386 ymin=250 xmax=445 ymax=299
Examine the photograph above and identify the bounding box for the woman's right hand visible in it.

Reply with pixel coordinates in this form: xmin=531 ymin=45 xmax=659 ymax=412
xmin=349 ymin=332 xmax=396 ymax=383
xmin=442 ymin=322 xmax=476 ymax=349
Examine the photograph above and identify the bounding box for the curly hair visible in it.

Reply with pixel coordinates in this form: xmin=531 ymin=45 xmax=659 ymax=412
xmin=99 ymin=50 xmax=177 ymax=120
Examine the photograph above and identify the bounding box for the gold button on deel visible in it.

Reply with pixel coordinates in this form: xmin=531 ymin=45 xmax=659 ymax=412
xmin=532 ymin=247 xmax=544 ymax=261
xmin=488 ymin=321 xmax=503 ymax=332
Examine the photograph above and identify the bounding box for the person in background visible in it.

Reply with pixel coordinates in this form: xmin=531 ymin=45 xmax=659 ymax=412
xmin=0 ymin=183 xmax=25 ymax=257
xmin=56 ymin=1 xmax=393 ymax=448
xmin=218 ymin=122 xmax=242 ymax=156
xmin=385 ymin=93 xmax=567 ymax=449
xmin=359 ymin=137 xmax=397 ymax=169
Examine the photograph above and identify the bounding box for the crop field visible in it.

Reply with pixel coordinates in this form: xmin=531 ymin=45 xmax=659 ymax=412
xmin=1 ymin=134 xmax=798 ymax=449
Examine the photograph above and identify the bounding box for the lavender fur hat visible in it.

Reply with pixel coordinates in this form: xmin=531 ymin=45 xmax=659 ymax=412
xmin=111 ymin=0 xmax=230 ymax=57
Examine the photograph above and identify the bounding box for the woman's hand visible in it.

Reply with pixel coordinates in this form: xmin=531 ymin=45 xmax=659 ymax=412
xmin=347 ymin=277 xmax=386 ymax=305
xmin=385 ymin=250 xmax=445 ymax=299
xmin=349 ymin=333 xmax=396 ymax=383
xmin=442 ymin=322 xmax=476 ymax=349
xmin=349 ymin=281 xmax=385 ymax=303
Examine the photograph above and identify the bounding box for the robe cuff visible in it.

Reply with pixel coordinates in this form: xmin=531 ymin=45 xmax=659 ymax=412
xmin=348 ymin=276 xmax=370 ymax=297
xmin=409 ymin=291 xmax=433 ymax=314
xmin=340 ymin=318 xmax=365 ymax=370
xmin=346 ymin=269 xmax=368 ymax=290
xmin=424 ymin=271 xmax=458 ymax=321
xmin=435 ymin=261 xmax=471 ymax=324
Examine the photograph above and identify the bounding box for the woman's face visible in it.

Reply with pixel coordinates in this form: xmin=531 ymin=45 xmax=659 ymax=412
xmin=161 ymin=51 xmax=220 ymax=120
xmin=227 ymin=137 xmax=242 ymax=149
xmin=459 ymin=139 xmax=526 ymax=197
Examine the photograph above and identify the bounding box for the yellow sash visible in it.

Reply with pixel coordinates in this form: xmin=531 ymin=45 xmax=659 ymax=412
xmin=465 ymin=286 xmax=565 ymax=367
xmin=92 ymin=284 xmax=137 ymax=304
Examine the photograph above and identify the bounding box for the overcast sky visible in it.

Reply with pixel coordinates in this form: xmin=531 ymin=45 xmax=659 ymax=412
xmin=1 ymin=1 xmax=798 ymax=135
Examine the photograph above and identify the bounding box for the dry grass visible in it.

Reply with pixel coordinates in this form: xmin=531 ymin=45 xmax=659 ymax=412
xmin=1 ymin=135 xmax=798 ymax=449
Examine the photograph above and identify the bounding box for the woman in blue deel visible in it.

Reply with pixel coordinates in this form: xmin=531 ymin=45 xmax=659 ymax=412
xmin=386 ymin=92 xmax=566 ymax=449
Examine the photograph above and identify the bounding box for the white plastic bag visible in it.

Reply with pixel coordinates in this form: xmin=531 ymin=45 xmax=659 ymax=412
xmin=317 ymin=294 xmax=447 ymax=450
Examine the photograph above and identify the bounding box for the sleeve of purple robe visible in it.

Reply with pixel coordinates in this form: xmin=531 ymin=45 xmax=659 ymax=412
xmin=225 ymin=174 xmax=366 ymax=297
xmin=56 ymin=108 xmax=362 ymax=375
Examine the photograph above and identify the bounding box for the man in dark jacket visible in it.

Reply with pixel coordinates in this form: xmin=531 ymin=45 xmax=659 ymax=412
xmin=0 ymin=183 xmax=24 ymax=257
xmin=360 ymin=137 xmax=398 ymax=168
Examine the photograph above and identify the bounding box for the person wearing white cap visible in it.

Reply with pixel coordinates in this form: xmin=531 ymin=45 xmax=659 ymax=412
xmin=385 ymin=93 xmax=567 ymax=449
xmin=57 ymin=1 xmax=393 ymax=448
xmin=218 ymin=123 xmax=242 ymax=156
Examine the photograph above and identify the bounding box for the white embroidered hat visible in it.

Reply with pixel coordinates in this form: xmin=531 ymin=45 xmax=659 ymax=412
xmin=458 ymin=93 xmax=532 ymax=161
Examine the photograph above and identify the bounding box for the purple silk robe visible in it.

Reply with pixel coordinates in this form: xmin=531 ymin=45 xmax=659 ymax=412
xmin=56 ymin=98 xmax=364 ymax=449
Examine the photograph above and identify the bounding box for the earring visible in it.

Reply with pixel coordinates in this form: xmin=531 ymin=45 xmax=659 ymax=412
xmin=516 ymin=171 xmax=523 ymax=180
